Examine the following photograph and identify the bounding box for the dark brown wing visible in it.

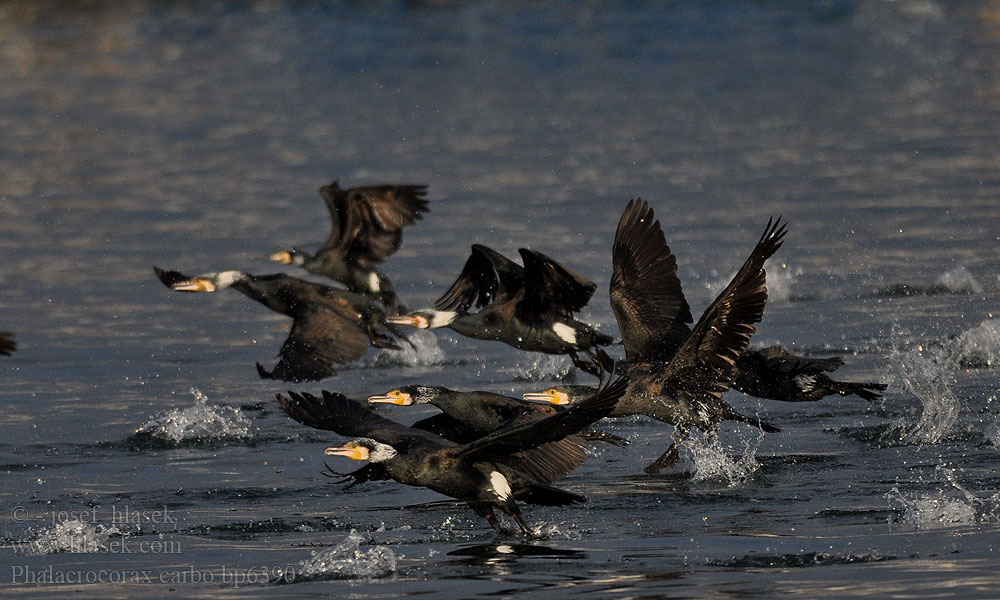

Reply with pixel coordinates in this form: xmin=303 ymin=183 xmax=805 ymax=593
xmin=654 ymin=217 xmax=786 ymax=398
xmin=459 ymin=375 xmax=628 ymax=458
xmin=515 ymin=248 xmax=597 ymax=326
xmin=260 ymin=304 xmax=371 ymax=382
xmin=609 ymin=199 xmax=694 ymax=364
xmin=317 ymin=183 xmax=429 ymax=267
xmin=434 ymin=245 xmax=525 ymax=312
xmin=278 ymin=390 xmax=448 ymax=453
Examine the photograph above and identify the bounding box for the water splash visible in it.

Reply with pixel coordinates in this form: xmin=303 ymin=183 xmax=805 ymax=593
xmin=946 ymin=318 xmax=1000 ymax=369
xmin=130 ymin=388 xmax=254 ymax=447
xmin=512 ymin=354 xmax=574 ymax=382
xmin=935 ymin=265 xmax=984 ymax=294
xmin=703 ymin=262 xmax=799 ymax=303
xmin=280 ymin=530 xmax=397 ymax=583
xmin=368 ymin=329 xmax=445 ymax=368
xmin=885 ymin=468 xmax=999 ymax=530
xmin=884 ymin=345 xmax=959 ymax=445
xmin=684 ymin=430 xmax=762 ymax=485
xmin=22 ymin=519 xmax=123 ymax=555
xmin=765 ymin=263 xmax=801 ymax=303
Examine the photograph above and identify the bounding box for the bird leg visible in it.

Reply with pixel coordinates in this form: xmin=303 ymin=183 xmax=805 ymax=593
xmin=645 ymin=426 xmax=690 ymax=474
xmin=570 ymin=352 xmax=603 ymax=378
xmin=469 ymin=503 xmax=512 ymax=535
xmin=507 ymin=505 xmax=539 ymax=538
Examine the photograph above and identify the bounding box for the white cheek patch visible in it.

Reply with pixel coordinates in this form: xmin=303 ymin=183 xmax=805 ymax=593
xmin=552 ymin=322 xmax=577 ymax=345
xmin=431 ymin=310 xmax=458 ymax=327
xmin=489 ymin=471 xmax=512 ymax=501
xmin=368 ymin=272 xmax=380 ymax=293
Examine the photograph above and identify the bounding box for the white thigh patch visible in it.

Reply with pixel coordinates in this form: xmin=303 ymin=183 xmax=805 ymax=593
xmin=552 ymin=322 xmax=577 ymax=345
xmin=368 ymin=272 xmax=380 ymax=293
xmin=489 ymin=471 xmax=512 ymax=501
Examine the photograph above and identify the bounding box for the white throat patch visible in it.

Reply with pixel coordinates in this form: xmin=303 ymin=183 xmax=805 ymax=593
xmin=215 ymin=270 xmax=246 ymax=289
xmin=368 ymin=272 xmax=381 ymax=293
xmin=552 ymin=322 xmax=578 ymax=345
xmin=489 ymin=471 xmax=512 ymax=501
xmin=428 ymin=310 xmax=458 ymax=328
xmin=367 ymin=440 xmax=399 ymax=462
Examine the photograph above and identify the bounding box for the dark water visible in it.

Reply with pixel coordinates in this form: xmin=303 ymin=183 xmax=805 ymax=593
xmin=2 ymin=1 xmax=1000 ymax=597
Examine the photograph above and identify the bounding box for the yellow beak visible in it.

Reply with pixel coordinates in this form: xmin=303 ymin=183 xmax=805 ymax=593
xmin=171 ymin=278 xmax=217 ymax=293
xmin=521 ymin=391 xmax=569 ymax=405
xmin=269 ymin=250 xmax=293 ymax=264
xmin=367 ymin=392 xmax=411 ymax=406
xmin=324 ymin=445 xmax=369 ymax=461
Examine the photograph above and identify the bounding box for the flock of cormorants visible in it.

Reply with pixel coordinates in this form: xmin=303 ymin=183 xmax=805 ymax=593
xmin=156 ymin=182 xmax=886 ymax=536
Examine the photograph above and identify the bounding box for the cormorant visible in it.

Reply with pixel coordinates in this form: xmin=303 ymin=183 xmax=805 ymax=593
xmin=732 ymin=346 xmax=886 ymax=402
xmin=385 ymin=244 xmax=615 ymax=377
xmin=269 ymin=181 xmax=428 ymax=314
xmin=153 ymin=267 xmax=406 ymax=381
xmin=565 ymin=199 xmax=784 ymax=473
xmin=278 ymin=376 xmax=628 ymax=536
xmin=367 ymin=385 xmax=627 ymax=481
xmin=527 ymin=346 xmax=886 ymax=405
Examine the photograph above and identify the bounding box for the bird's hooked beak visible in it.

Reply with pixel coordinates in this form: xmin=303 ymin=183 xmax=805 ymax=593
xmin=384 ymin=314 xmax=429 ymax=329
xmin=268 ymin=250 xmax=294 ymax=264
xmin=367 ymin=391 xmax=412 ymax=406
xmin=170 ymin=277 xmax=217 ymax=293
xmin=324 ymin=445 xmax=370 ymax=461
xmin=521 ymin=389 xmax=571 ymax=405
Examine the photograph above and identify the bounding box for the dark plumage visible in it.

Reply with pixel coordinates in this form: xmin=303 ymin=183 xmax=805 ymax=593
xmin=528 ymin=346 xmax=887 ymax=405
xmin=153 ymin=267 xmax=405 ymax=382
xmin=604 ymin=199 xmax=785 ymax=473
xmin=385 ymin=244 xmax=616 ymax=377
xmin=270 ymin=181 xmax=429 ymax=314
xmin=0 ymin=332 xmax=15 ymax=356
xmin=367 ymin=385 xmax=627 ymax=482
xmin=733 ymin=346 xmax=887 ymax=402
xmin=278 ymin=376 xmax=628 ymax=536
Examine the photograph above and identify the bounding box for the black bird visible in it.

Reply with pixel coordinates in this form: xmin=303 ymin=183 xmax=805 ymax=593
xmin=385 ymin=244 xmax=616 ymax=377
xmin=586 ymin=199 xmax=784 ymax=473
xmin=270 ymin=181 xmax=429 ymax=313
xmin=153 ymin=267 xmax=406 ymax=381
xmin=278 ymin=376 xmax=628 ymax=536
xmin=367 ymin=385 xmax=628 ymax=478
xmin=0 ymin=332 xmax=15 ymax=356
xmin=733 ymin=346 xmax=886 ymax=402
xmin=527 ymin=346 xmax=886 ymax=405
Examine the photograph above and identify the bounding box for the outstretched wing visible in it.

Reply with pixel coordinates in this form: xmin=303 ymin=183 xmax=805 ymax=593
xmin=655 ymin=217 xmax=786 ymax=398
xmin=317 ymin=182 xmax=429 ymax=267
xmin=515 ymin=248 xmax=597 ymax=327
xmin=458 ymin=375 xmax=628 ymax=458
xmin=434 ymin=244 xmax=525 ymax=312
xmin=609 ymin=199 xmax=694 ymax=365
xmin=260 ymin=304 xmax=370 ymax=382
xmin=278 ymin=390 xmax=447 ymax=452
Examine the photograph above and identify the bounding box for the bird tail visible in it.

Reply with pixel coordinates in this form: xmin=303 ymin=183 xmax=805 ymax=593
xmin=516 ymin=483 xmax=587 ymax=506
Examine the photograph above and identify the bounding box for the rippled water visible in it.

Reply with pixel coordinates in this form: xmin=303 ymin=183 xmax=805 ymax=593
xmin=2 ymin=1 xmax=999 ymax=597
